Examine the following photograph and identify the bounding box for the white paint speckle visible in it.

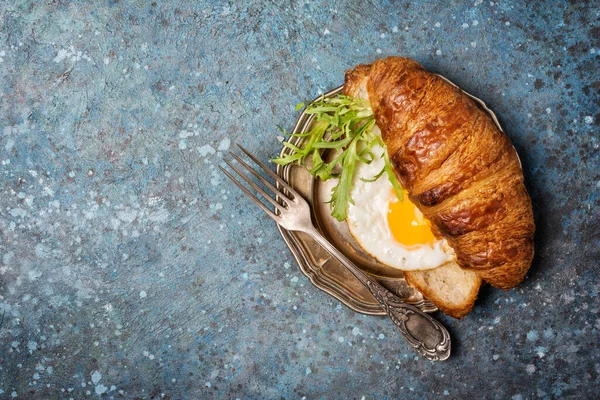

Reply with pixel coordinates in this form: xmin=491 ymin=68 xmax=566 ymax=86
xmin=505 ymin=21 xmax=511 ymax=26
xmin=323 ymin=28 xmax=330 ymax=35
xmin=9 ymin=208 xmax=26 ymax=218
xmin=492 ymin=354 xmax=500 ymax=360
xmin=291 ymin=276 xmax=299 ymax=283
xmin=27 ymin=341 xmax=38 ymax=353
xmin=305 ymin=367 xmax=312 ymax=375
xmin=471 ymin=41 xmax=477 ymax=48
xmin=218 ymin=138 xmax=231 ymax=151
xmin=53 ymin=46 xmax=93 ymax=64
xmin=198 ymin=144 xmax=216 ymax=157
xmin=434 ymin=22 xmax=441 ymax=28
xmin=536 ymin=346 xmax=547 ymax=358
xmin=53 ymin=48 xmax=70 ymax=63
xmin=28 ymin=269 xmax=43 ymax=281
xmin=378 ymin=333 xmax=385 ymax=340
xmin=380 ymin=33 xmax=386 ymax=38
xmin=461 ymin=23 xmax=469 ymax=29
xmin=91 ymin=371 xmax=102 ymax=385
xmin=210 ymin=169 xmax=222 ymax=186
xmin=527 ymin=330 xmax=539 ymax=341
xmin=283 ymin=262 xmax=290 ymax=269
xmin=472 ymin=20 xmax=479 ymax=26
xmin=526 ymin=364 xmax=536 ymax=374
xmin=545 ymin=108 xmax=551 ymax=114
xmin=117 ymin=210 xmax=137 ymax=223
xmin=392 ymin=26 xmax=398 ymax=32
xmin=95 ymin=384 xmax=108 ymax=395
xmin=436 ymin=49 xmax=442 ymax=56
xmin=352 ymin=327 xmax=360 ymax=336
xmin=584 ymin=116 xmax=593 ymax=124
xmin=178 ymin=140 xmax=187 ymax=150
xmin=139 ymin=290 xmax=147 ymax=299
xmin=338 ymin=336 xmax=344 ymax=343
xmin=43 ymin=186 xmax=55 ymax=197
xmin=376 ymin=48 xmax=382 ymax=54
xmin=11 ymin=392 xmax=17 ymax=398
xmin=179 ymin=130 xmax=196 ymax=138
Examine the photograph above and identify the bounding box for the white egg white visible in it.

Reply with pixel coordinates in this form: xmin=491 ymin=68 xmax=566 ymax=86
xmin=345 ymin=144 xmax=453 ymax=271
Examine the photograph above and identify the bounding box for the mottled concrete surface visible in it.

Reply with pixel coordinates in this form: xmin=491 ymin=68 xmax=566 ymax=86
xmin=0 ymin=0 xmax=598 ymax=399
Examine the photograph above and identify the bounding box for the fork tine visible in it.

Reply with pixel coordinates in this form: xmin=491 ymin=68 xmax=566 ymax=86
xmin=236 ymin=144 xmax=301 ymax=199
xmin=228 ymin=152 xmax=290 ymax=203
xmin=219 ymin=165 xmax=279 ymax=222
xmin=222 ymin=159 xmax=287 ymax=213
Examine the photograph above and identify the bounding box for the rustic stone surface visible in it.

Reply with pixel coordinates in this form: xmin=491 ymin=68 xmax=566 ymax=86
xmin=0 ymin=1 xmax=598 ymax=398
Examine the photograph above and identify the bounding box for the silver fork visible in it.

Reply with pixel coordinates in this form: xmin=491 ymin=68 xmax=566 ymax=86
xmin=220 ymin=144 xmax=451 ymax=361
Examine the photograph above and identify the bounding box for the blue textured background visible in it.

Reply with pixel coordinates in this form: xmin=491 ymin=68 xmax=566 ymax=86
xmin=1 ymin=1 xmax=598 ymax=399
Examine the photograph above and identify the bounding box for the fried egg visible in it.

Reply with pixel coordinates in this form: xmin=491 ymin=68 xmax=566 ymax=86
xmin=346 ymin=143 xmax=454 ymax=271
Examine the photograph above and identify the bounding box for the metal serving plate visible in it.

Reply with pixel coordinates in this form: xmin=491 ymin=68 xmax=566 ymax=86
xmin=276 ymin=75 xmax=507 ymax=315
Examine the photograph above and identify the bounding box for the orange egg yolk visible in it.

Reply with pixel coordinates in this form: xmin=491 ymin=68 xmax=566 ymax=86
xmin=387 ymin=190 xmax=436 ymax=247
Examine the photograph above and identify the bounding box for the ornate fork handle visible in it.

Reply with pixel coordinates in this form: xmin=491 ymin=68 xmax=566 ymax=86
xmin=306 ymin=226 xmax=451 ymax=361
xmin=364 ymin=279 xmax=451 ymax=361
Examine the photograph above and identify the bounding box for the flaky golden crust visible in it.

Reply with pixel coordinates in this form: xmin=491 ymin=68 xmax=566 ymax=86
xmin=344 ymin=57 xmax=535 ymax=290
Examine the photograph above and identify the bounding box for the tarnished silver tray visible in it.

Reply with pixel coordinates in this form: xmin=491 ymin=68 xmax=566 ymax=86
xmin=276 ymin=76 xmax=506 ymax=315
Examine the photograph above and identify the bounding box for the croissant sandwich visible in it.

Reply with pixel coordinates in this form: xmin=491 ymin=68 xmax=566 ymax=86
xmin=343 ymin=57 xmax=535 ymax=316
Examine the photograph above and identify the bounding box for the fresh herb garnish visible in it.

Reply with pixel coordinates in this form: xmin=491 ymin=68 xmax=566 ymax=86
xmin=273 ymin=94 xmax=403 ymax=221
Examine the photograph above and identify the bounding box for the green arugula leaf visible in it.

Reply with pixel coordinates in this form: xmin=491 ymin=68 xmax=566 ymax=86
xmin=330 ymin=140 xmax=358 ymax=221
xmin=383 ymin=148 xmax=404 ymax=201
xmin=360 ymin=167 xmax=385 ymax=183
xmin=273 ymin=94 xmax=404 ymax=221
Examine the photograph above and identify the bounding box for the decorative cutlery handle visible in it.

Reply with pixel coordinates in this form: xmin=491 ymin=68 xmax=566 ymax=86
xmin=365 ymin=280 xmax=451 ymax=361
xmin=305 ymin=226 xmax=451 ymax=361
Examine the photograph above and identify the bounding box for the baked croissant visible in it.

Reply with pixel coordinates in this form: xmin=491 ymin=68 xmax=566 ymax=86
xmin=344 ymin=57 xmax=535 ymax=291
